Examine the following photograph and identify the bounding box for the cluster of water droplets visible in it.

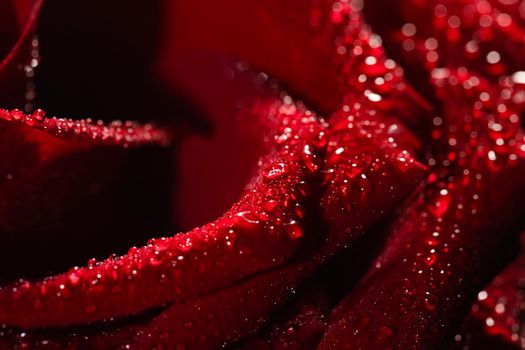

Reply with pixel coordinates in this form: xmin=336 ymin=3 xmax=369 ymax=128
xmin=323 ymin=105 xmax=421 ymax=219
xmin=21 ymin=35 xmax=40 ymax=113
xmin=0 ymin=108 xmax=169 ymax=147
xmin=322 ymin=0 xmax=409 ymax=111
xmin=310 ymin=0 xmax=425 ymax=254
xmin=0 ymin=93 xmax=329 ymax=335
xmin=308 ymin=1 xmax=525 ymax=348
xmin=388 ymin=0 xmax=525 ymax=81
xmin=347 ymin=68 xmax=525 ymax=348
xmin=459 ymin=282 xmax=524 ymax=347
xmin=417 ymin=69 xmax=521 ymax=315
xmin=245 ymin=94 xmax=330 ymax=242
xmin=3 ymin=0 xmax=525 ymax=348
xmin=454 ymin=231 xmax=525 ymax=348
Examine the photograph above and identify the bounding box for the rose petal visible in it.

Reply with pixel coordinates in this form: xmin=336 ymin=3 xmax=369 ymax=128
xmin=318 ymin=70 xmax=525 ymax=349
xmin=458 ymin=233 xmax=525 ymax=349
xmin=0 ymin=108 xmax=171 ymax=281
xmin=0 ymin=83 xmax=424 ymax=337
xmin=365 ymin=0 xmax=525 ymax=93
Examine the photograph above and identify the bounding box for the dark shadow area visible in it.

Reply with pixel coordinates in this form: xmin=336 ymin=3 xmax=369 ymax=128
xmin=0 ymin=1 xmax=20 ymax=58
xmin=34 ymin=0 xmax=206 ymax=129
xmin=0 ymin=146 xmax=173 ymax=283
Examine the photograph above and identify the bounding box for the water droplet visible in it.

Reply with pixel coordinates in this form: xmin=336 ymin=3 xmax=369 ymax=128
xmin=31 ymin=109 xmax=45 ymax=122
xmin=233 ymin=211 xmax=260 ymax=231
xmin=263 ymin=163 xmax=288 ymax=180
xmin=424 ymin=292 xmax=439 ymax=311
xmin=68 ymin=273 xmax=80 ymax=285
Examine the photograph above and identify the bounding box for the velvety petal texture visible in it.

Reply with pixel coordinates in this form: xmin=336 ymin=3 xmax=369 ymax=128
xmin=0 ymin=0 xmax=524 ymax=349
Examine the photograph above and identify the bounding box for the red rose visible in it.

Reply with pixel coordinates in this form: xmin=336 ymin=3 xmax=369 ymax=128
xmin=0 ymin=1 xmax=523 ymax=349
